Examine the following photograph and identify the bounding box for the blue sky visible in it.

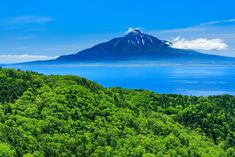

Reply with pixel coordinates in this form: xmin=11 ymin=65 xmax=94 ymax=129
xmin=0 ymin=0 xmax=235 ymax=63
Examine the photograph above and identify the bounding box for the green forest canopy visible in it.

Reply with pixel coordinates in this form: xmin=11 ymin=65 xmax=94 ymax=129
xmin=0 ymin=68 xmax=235 ymax=157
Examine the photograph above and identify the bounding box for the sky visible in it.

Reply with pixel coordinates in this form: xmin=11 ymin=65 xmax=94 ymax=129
xmin=0 ymin=0 xmax=235 ymax=63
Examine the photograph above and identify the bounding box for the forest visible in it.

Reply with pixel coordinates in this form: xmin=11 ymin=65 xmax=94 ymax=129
xmin=0 ymin=68 xmax=235 ymax=157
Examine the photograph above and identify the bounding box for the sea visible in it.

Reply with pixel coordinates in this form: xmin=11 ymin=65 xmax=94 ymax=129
xmin=4 ymin=63 xmax=235 ymax=96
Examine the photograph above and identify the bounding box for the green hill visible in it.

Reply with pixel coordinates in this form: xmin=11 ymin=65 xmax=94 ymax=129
xmin=0 ymin=68 xmax=235 ymax=157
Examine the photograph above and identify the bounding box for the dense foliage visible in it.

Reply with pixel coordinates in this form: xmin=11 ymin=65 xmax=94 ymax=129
xmin=0 ymin=68 xmax=235 ymax=157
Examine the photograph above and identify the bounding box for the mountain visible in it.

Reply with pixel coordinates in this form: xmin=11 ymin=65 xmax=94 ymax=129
xmin=55 ymin=29 xmax=229 ymax=62
xmin=7 ymin=29 xmax=234 ymax=66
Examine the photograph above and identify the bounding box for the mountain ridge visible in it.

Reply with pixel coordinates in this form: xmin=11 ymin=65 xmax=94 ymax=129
xmin=6 ymin=29 xmax=235 ymax=65
xmin=56 ymin=29 xmax=207 ymax=62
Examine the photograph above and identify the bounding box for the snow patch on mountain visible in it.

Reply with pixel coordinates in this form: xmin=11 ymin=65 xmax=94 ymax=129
xmin=126 ymin=28 xmax=143 ymax=34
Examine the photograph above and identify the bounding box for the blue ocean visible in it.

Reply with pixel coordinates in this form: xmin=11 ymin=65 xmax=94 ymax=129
xmin=5 ymin=63 xmax=235 ymax=96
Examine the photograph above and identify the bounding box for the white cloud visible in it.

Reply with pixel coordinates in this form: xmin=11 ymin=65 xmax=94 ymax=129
xmin=199 ymin=19 xmax=235 ymax=26
xmin=3 ymin=16 xmax=54 ymax=25
xmin=171 ymin=37 xmax=228 ymax=51
xmin=150 ymin=19 xmax=235 ymax=56
xmin=0 ymin=54 xmax=58 ymax=64
xmin=154 ymin=19 xmax=235 ymax=34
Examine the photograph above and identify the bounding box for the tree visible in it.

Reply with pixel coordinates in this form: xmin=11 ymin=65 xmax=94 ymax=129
xmin=0 ymin=142 xmax=15 ymax=157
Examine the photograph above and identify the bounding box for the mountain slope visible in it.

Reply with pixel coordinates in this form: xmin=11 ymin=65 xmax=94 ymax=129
xmin=1 ymin=68 xmax=234 ymax=156
xmin=56 ymin=29 xmax=227 ymax=62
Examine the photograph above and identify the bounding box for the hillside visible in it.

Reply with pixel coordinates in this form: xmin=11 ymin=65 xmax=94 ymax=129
xmin=0 ymin=68 xmax=235 ymax=156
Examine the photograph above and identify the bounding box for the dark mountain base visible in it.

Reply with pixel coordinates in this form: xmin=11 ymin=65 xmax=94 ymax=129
xmin=11 ymin=54 xmax=235 ymax=67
